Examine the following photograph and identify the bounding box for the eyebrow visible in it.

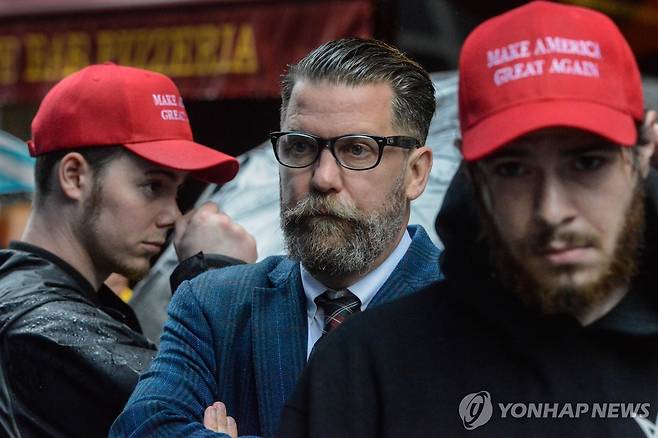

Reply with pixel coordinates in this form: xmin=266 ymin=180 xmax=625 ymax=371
xmin=560 ymin=143 xmax=620 ymax=157
xmin=484 ymin=141 xmax=620 ymax=162
xmin=482 ymin=147 xmax=529 ymax=162
xmin=143 ymin=169 xmax=180 ymax=181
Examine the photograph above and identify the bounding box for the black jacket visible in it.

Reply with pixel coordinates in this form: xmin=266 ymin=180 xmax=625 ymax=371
xmin=0 ymin=242 xmax=156 ymax=438
xmin=278 ymin=168 xmax=658 ymax=437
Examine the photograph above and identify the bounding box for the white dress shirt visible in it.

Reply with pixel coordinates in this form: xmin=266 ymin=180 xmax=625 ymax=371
xmin=301 ymin=230 xmax=412 ymax=358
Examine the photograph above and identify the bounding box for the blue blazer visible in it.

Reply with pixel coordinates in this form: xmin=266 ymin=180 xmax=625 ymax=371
xmin=111 ymin=225 xmax=441 ymax=438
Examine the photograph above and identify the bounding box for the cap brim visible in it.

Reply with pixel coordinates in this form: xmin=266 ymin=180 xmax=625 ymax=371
xmin=461 ymin=101 xmax=638 ymax=161
xmin=123 ymin=139 xmax=239 ymax=184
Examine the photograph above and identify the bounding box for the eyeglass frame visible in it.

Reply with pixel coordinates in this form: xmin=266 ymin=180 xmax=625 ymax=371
xmin=270 ymin=131 xmax=421 ymax=171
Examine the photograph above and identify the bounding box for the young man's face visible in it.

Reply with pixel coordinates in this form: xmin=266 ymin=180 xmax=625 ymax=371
xmin=477 ymin=128 xmax=646 ymax=315
xmin=78 ymin=152 xmax=186 ymax=281
xmin=278 ymin=80 xmax=423 ymax=279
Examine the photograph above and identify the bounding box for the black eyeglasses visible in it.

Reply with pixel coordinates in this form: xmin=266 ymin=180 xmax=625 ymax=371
xmin=270 ymin=131 xmax=420 ymax=171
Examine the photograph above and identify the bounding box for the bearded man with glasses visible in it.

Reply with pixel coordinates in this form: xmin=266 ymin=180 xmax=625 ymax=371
xmin=112 ymin=38 xmax=442 ymax=438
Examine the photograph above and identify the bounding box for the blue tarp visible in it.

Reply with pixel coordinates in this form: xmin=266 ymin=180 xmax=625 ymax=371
xmin=0 ymin=130 xmax=34 ymax=195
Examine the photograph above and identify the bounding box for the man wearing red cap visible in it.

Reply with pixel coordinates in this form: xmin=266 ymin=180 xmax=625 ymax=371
xmin=277 ymin=3 xmax=658 ymax=437
xmin=0 ymin=64 xmax=254 ymax=438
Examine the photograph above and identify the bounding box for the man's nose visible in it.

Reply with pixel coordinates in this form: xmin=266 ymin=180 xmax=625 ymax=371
xmin=311 ymin=148 xmax=343 ymax=194
xmin=534 ymin=176 xmax=577 ymax=227
xmin=157 ymin=199 xmax=182 ymax=228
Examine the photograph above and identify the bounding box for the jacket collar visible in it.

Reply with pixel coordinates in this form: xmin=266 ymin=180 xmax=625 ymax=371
xmin=8 ymin=241 xmax=97 ymax=302
xmin=6 ymin=241 xmax=144 ymax=333
xmin=370 ymin=224 xmax=442 ymax=306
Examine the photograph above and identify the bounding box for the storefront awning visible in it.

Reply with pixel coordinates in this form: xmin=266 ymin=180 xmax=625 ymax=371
xmin=0 ymin=0 xmax=373 ymax=103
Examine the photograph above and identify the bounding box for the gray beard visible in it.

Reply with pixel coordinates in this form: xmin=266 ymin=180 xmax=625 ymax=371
xmin=281 ymin=174 xmax=407 ymax=278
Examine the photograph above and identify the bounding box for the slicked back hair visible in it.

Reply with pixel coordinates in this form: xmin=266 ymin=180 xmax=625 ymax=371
xmin=280 ymin=38 xmax=436 ymax=144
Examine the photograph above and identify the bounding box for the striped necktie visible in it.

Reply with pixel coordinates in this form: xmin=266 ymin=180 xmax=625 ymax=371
xmin=314 ymin=288 xmax=362 ymax=335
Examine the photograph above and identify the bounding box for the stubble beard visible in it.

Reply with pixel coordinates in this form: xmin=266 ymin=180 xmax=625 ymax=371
xmin=281 ymin=173 xmax=407 ymax=279
xmin=78 ymin=181 xmax=150 ymax=283
xmin=484 ymin=179 xmax=645 ymax=318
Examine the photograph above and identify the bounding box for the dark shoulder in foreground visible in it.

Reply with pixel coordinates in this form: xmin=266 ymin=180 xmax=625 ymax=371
xmin=314 ymin=279 xmax=456 ymax=355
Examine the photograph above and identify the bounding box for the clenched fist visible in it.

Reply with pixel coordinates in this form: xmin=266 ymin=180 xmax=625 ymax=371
xmin=174 ymin=202 xmax=257 ymax=263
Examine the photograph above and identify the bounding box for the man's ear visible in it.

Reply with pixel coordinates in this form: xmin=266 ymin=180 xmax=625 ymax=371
xmin=643 ymin=110 xmax=658 ymax=175
xmin=405 ymin=146 xmax=433 ymax=201
xmin=638 ymin=110 xmax=658 ymax=177
xmin=58 ymin=152 xmax=92 ymax=201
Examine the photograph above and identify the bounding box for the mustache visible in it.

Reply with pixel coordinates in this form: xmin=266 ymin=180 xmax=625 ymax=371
xmin=282 ymin=193 xmax=361 ymax=223
xmin=528 ymin=226 xmax=599 ymax=253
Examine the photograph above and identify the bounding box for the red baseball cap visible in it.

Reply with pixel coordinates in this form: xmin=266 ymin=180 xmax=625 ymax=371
xmin=28 ymin=63 xmax=239 ymax=184
xmin=458 ymin=1 xmax=644 ymax=161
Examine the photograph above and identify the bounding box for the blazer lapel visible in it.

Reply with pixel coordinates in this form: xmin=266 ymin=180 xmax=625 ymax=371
xmin=252 ymin=260 xmax=307 ymax=436
xmin=370 ymin=225 xmax=442 ymax=307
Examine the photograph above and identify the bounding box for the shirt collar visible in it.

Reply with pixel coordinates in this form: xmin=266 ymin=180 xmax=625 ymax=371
xmin=301 ymin=229 xmax=412 ymax=319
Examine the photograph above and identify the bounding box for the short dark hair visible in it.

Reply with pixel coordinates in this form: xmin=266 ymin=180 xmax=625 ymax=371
xmin=281 ymin=38 xmax=436 ymax=144
xmin=33 ymin=146 xmax=124 ymax=206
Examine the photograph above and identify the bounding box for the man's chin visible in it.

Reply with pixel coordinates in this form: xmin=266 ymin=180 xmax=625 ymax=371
xmin=115 ymin=259 xmax=151 ymax=283
xmin=518 ymin=263 xmax=617 ymax=315
xmin=526 ymin=254 xmax=608 ymax=285
xmin=530 ymin=271 xmax=598 ymax=295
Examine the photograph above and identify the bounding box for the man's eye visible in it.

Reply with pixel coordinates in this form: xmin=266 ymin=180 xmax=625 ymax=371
xmin=349 ymin=144 xmax=365 ymax=156
xmin=292 ymin=142 xmax=308 ymax=153
xmin=142 ymin=181 xmax=162 ymax=195
xmin=573 ymin=155 xmax=605 ymax=171
xmin=340 ymin=142 xmax=376 ymax=158
xmin=287 ymin=141 xmax=313 ymax=155
xmin=493 ymin=162 xmax=527 ymax=178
